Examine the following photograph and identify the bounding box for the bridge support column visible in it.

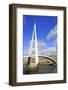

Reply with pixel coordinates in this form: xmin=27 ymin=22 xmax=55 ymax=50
xmin=27 ymin=22 xmax=38 ymax=71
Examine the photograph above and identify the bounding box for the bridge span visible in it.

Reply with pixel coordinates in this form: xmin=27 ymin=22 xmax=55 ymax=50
xmin=23 ymin=55 xmax=57 ymax=64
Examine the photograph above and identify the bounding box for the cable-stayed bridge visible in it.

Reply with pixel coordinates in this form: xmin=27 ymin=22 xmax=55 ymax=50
xmin=24 ymin=22 xmax=57 ymax=66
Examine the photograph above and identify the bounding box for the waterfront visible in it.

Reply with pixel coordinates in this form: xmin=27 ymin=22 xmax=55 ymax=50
xmin=23 ymin=64 xmax=57 ymax=74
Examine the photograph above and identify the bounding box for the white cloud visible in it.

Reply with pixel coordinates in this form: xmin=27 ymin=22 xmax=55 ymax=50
xmin=37 ymin=40 xmax=47 ymax=49
xmin=46 ymin=25 xmax=57 ymax=40
xmin=28 ymin=39 xmax=47 ymax=49
xmin=25 ymin=40 xmax=47 ymax=55
xmin=50 ymin=38 xmax=57 ymax=47
xmin=38 ymin=47 xmax=57 ymax=56
xmin=53 ymin=38 xmax=57 ymax=47
xmin=28 ymin=39 xmax=57 ymax=56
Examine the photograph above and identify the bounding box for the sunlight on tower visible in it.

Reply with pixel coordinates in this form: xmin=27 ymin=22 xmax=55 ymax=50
xmin=34 ymin=22 xmax=38 ymax=64
xmin=29 ymin=21 xmax=38 ymax=65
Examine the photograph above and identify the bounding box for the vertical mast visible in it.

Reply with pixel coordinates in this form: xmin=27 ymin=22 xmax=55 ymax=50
xmin=29 ymin=27 xmax=34 ymax=56
xmin=29 ymin=22 xmax=38 ymax=65
xmin=34 ymin=22 xmax=38 ymax=64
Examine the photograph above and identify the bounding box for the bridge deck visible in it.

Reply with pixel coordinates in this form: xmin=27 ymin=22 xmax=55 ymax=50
xmin=23 ymin=55 xmax=57 ymax=63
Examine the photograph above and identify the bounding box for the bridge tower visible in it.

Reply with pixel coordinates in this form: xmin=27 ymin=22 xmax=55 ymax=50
xmin=27 ymin=22 xmax=38 ymax=67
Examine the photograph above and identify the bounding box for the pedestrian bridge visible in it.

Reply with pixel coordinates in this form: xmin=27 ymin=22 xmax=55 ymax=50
xmin=23 ymin=55 xmax=57 ymax=64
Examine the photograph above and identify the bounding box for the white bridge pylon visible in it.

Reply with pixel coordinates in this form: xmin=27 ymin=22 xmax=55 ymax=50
xmin=29 ymin=22 xmax=38 ymax=64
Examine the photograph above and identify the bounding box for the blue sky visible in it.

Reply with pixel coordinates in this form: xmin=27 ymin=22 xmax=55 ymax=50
xmin=23 ymin=15 xmax=57 ymax=55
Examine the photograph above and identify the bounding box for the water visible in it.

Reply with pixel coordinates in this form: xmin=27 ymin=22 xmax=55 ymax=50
xmin=23 ymin=64 xmax=57 ymax=75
